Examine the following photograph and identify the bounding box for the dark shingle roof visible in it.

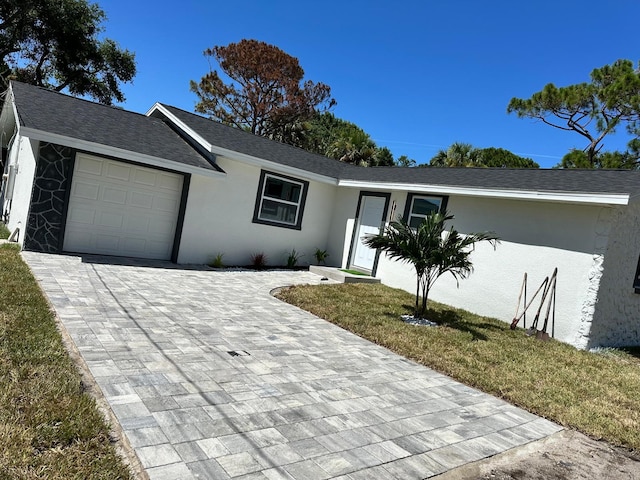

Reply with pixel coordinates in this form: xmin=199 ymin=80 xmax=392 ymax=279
xmin=159 ymin=104 xmax=640 ymax=197
xmin=158 ymin=104 xmax=351 ymax=179
xmin=340 ymin=165 xmax=640 ymax=196
xmin=10 ymin=81 xmax=218 ymax=172
xmin=11 ymin=81 xmax=640 ymax=198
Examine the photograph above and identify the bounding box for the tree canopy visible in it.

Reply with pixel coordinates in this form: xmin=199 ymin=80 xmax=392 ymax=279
xmin=0 ymin=0 xmax=136 ymax=104
xmin=429 ymin=143 xmax=538 ymax=168
xmin=303 ymin=112 xmax=408 ymax=167
xmin=191 ymin=39 xmax=336 ymax=141
xmin=507 ymin=59 xmax=640 ymax=167
xmin=558 ymin=149 xmax=640 ymax=169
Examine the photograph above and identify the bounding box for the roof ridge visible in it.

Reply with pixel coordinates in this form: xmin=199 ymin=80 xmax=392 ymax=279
xmin=158 ymin=103 xmax=353 ymax=169
xmin=10 ymin=80 xmax=153 ymax=121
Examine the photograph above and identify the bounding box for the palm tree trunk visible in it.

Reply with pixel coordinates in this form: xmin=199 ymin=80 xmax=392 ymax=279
xmin=414 ymin=273 xmax=421 ymax=317
xmin=421 ymin=280 xmax=429 ymax=318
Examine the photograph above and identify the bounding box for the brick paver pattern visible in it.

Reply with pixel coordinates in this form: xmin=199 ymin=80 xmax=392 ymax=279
xmin=23 ymin=252 xmax=562 ymax=480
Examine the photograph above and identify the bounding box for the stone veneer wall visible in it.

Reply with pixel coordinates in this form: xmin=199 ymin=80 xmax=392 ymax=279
xmin=23 ymin=143 xmax=73 ymax=252
xmin=587 ymin=200 xmax=640 ymax=348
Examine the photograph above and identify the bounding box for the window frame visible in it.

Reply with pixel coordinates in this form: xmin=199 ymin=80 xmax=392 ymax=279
xmin=252 ymin=170 xmax=309 ymax=230
xmin=402 ymin=193 xmax=448 ymax=228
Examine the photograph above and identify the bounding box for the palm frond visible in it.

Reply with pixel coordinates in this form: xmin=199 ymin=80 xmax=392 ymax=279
xmin=363 ymin=210 xmax=499 ymax=317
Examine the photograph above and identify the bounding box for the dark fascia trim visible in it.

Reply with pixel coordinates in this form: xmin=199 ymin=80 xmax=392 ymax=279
xmin=346 ymin=191 xmax=391 ymax=277
xmin=154 ymin=111 xmax=226 ymax=174
xmin=252 ymin=169 xmax=309 ymax=231
xmin=62 ymin=149 xmax=191 ymax=263
xmin=172 ymin=173 xmax=191 ymax=263
xmin=56 ymin=148 xmax=77 ymax=253
xmin=402 ymin=192 xmax=449 ymax=221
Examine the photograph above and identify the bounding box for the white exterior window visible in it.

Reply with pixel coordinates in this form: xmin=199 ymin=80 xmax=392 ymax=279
xmin=405 ymin=194 xmax=447 ymax=228
xmin=253 ymin=171 xmax=308 ymax=229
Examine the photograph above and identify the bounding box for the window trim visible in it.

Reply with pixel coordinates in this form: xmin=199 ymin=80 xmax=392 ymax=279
xmin=252 ymin=170 xmax=309 ymax=230
xmin=402 ymin=193 xmax=448 ymax=227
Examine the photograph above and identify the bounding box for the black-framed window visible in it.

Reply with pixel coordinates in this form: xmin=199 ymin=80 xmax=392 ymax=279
xmin=253 ymin=170 xmax=308 ymax=230
xmin=403 ymin=193 xmax=448 ymax=228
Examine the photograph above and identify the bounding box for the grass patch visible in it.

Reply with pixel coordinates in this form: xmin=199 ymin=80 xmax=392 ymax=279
xmin=276 ymin=283 xmax=640 ymax=451
xmin=0 ymin=222 xmax=10 ymax=239
xmin=0 ymin=244 xmax=132 ymax=479
xmin=339 ymin=269 xmax=369 ymax=276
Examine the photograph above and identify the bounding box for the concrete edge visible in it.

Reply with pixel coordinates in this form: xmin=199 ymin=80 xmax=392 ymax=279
xmin=309 ymin=265 xmax=381 ymax=284
xmin=431 ymin=430 xmax=570 ymax=479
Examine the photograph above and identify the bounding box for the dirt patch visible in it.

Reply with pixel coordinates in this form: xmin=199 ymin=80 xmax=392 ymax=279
xmin=434 ymin=430 xmax=640 ymax=480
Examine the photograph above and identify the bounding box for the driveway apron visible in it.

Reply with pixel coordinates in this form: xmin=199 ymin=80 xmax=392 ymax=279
xmin=23 ymin=252 xmax=562 ymax=480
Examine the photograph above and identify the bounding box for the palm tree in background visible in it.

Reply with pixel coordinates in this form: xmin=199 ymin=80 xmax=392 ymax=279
xmin=430 ymin=142 xmax=485 ymax=167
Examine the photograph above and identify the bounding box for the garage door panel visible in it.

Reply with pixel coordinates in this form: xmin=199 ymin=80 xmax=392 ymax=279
xmin=97 ymin=211 xmax=124 ymax=229
xmin=77 ymin=157 xmax=103 ymax=175
xmin=146 ymin=240 xmax=172 ymax=258
xmin=133 ymin=169 xmax=157 ymax=187
xmin=153 ymin=196 xmax=179 ymax=213
xmin=63 ymin=154 xmax=182 ymax=260
xmin=149 ymin=218 xmax=175 ymax=236
xmin=102 ymin=186 xmax=128 ymax=205
xmin=65 ymin=230 xmax=92 ymax=247
xmin=124 ymin=214 xmax=151 ymax=233
xmin=105 ymin=162 xmax=132 ymax=182
xmin=130 ymin=191 xmax=153 ymax=209
xmin=67 ymin=206 xmax=96 ymax=225
xmin=122 ymin=237 xmax=147 ymax=254
xmin=159 ymin=173 xmax=183 ymax=192
xmin=95 ymin=234 xmax=121 ymax=251
xmin=73 ymin=180 xmax=100 ymax=200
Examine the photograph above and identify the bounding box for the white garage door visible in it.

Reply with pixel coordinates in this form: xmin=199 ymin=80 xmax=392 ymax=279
xmin=63 ymin=154 xmax=183 ymax=260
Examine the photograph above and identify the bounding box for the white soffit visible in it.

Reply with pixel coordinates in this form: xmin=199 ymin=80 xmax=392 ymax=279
xmin=337 ymin=180 xmax=630 ymax=206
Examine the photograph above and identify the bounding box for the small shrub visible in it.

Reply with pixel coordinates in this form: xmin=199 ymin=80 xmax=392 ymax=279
xmin=209 ymin=253 xmax=224 ymax=268
xmin=286 ymin=249 xmax=303 ymax=268
xmin=0 ymin=223 xmax=10 ymax=240
xmin=250 ymin=252 xmax=268 ymax=269
xmin=314 ymin=248 xmax=329 ymax=265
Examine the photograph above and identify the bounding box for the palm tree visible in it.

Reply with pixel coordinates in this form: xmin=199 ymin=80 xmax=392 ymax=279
xmin=363 ymin=211 xmax=499 ymax=318
xmin=327 ymin=128 xmax=377 ymax=166
xmin=430 ymin=142 xmax=485 ymax=167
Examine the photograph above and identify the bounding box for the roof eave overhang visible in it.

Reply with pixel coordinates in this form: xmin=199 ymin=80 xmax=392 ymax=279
xmin=337 ymin=180 xmax=630 ymax=206
xmin=18 ymin=126 xmax=226 ymax=178
xmin=148 ymin=103 xmax=338 ymax=186
xmin=212 ymin=146 xmax=339 ymax=185
xmin=0 ymin=85 xmax=19 ymax=140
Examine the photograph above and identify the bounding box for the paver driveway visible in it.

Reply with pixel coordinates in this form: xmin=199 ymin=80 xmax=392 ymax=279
xmin=23 ymin=252 xmax=561 ymax=480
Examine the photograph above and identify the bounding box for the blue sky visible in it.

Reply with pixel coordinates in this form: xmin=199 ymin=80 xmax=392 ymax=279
xmin=99 ymin=0 xmax=640 ymax=168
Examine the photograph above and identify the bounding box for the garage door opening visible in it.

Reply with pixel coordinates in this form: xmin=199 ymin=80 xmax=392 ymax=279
xmin=63 ymin=154 xmax=184 ymax=260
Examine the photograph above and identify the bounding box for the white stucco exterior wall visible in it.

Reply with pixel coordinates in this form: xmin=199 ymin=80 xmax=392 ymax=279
xmin=177 ymin=156 xmax=338 ymax=266
xmin=587 ymin=199 xmax=640 ymax=348
xmin=4 ymin=136 xmax=38 ymax=245
xmin=372 ymin=194 xmax=608 ymax=347
xmin=325 ymin=187 xmax=360 ymax=267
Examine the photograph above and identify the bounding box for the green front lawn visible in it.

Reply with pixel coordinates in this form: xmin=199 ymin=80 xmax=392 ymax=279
xmin=276 ymin=283 xmax=640 ymax=451
xmin=0 ymin=244 xmax=132 ymax=479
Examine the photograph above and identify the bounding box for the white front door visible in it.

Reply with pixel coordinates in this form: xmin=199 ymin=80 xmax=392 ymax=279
xmin=351 ymin=195 xmax=387 ymax=272
xmin=63 ymin=154 xmax=183 ymax=260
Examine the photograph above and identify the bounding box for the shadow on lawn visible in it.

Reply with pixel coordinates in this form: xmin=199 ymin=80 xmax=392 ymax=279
xmin=619 ymin=347 xmax=640 ymax=362
xmin=398 ymin=304 xmax=504 ymax=342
